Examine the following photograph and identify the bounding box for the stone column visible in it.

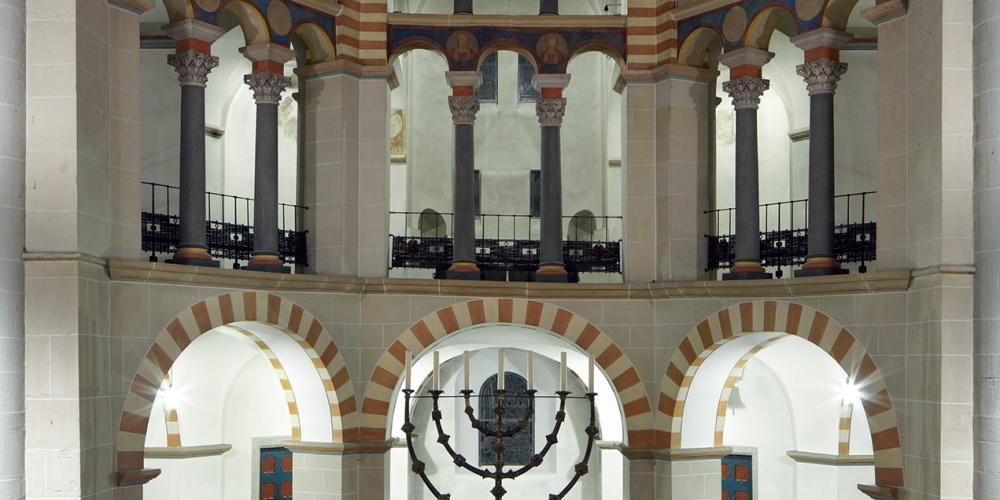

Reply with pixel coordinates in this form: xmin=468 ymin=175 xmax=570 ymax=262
xmin=792 ymin=28 xmax=852 ymax=277
xmin=975 ymin=2 xmax=1000 ymax=496
xmin=164 ymin=20 xmax=225 ymax=267
xmin=540 ymin=0 xmax=558 ymax=15
xmin=445 ymin=72 xmax=482 ymax=280
xmin=719 ymin=48 xmax=773 ymax=280
xmin=241 ymin=43 xmax=295 ymax=273
xmin=0 ymin=1 xmax=24 ymax=497
xmin=534 ymin=74 xmax=571 ymax=282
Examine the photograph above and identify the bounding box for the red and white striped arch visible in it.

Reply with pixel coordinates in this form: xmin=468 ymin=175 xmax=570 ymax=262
xmin=359 ymin=298 xmax=655 ymax=447
xmin=116 ymin=292 xmax=357 ymax=475
xmin=656 ymin=300 xmax=903 ymax=488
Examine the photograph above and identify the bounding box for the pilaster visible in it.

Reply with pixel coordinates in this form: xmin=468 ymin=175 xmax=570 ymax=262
xmin=299 ymin=67 xmax=390 ymax=278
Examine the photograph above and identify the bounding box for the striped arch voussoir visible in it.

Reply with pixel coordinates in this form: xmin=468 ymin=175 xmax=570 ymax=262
xmin=359 ymin=298 xmax=655 ymax=448
xmin=655 ymin=300 xmax=903 ymax=488
xmin=115 ymin=292 xmax=357 ymax=477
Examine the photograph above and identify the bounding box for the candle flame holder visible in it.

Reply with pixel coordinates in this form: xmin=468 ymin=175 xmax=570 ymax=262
xmin=402 ymin=388 xmax=598 ymax=499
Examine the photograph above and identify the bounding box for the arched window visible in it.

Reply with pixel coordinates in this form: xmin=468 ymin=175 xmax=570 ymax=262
xmin=478 ymin=372 xmax=534 ymax=466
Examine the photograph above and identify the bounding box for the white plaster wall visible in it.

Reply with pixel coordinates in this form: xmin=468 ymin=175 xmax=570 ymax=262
xmin=724 ymin=359 xmax=796 ymax=500
xmin=142 ymin=330 xmax=292 ymax=500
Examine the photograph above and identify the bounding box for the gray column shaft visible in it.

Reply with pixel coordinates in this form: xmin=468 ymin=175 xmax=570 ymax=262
xmin=454 ymin=0 xmax=473 ymax=13
xmin=974 ymin=2 xmax=1000 ymax=496
xmin=179 ymin=85 xmax=208 ymax=248
xmin=453 ymin=123 xmax=476 ymax=263
xmin=254 ymin=102 xmax=280 ymax=255
xmin=539 ymin=0 xmax=558 ymax=14
xmin=0 ymin=1 xmax=25 ymax=498
xmin=734 ymin=107 xmax=761 ymax=262
xmin=540 ymin=125 xmax=563 ymax=265
xmin=807 ymin=92 xmax=835 ymax=258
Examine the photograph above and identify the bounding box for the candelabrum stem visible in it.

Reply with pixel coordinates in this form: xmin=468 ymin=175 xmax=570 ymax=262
xmin=401 ymin=388 xmax=598 ymax=499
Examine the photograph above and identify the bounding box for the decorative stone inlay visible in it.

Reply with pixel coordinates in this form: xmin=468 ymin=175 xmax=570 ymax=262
xmin=167 ymin=51 xmax=219 ymax=87
xmin=536 ymin=97 xmax=566 ymax=126
xmin=267 ymin=0 xmax=293 ymax=36
xmin=722 ymin=76 xmax=769 ymax=110
xmin=797 ymin=59 xmax=849 ymax=95
xmin=722 ymin=7 xmax=748 ymax=43
xmin=448 ymin=95 xmax=480 ymax=124
xmin=795 ymin=0 xmax=824 ymax=20
xmin=244 ymin=72 xmax=293 ymax=104
xmin=195 ymin=0 xmax=221 ymax=11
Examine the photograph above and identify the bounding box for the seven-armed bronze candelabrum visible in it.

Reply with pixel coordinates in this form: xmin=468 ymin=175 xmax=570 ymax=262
xmin=401 ymin=350 xmax=599 ymax=500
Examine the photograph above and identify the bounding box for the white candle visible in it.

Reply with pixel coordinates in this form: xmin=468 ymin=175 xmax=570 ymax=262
xmin=588 ymin=354 xmax=595 ymax=393
xmin=527 ymin=351 xmax=534 ymax=390
xmin=432 ymin=351 xmax=440 ymax=390
xmin=405 ymin=351 xmax=412 ymax=390
xmin=464 ymin=351 xmax=470 ymax=391
xmin=560 ymin=352 xmax=567 ymax=392
xmin=498 ymin=350 xmax=505 ymax=391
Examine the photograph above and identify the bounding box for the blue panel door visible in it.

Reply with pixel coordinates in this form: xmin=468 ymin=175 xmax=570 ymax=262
xmin=721 ymin=454 xmax=752 ymax=500
xmin=260 ymin=447 xmax=293 ymax=500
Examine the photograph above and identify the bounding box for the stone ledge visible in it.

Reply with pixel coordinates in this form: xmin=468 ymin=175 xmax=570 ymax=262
xmin=857 ymin=483 xmax=898 ymax=499
xmin=105 ymin=259 xmax=913 ymax=299
xmin=145 ymin=444 xmax=232 ymax=459
xmin=116 ymin=468 xmax=161 ymax=487
xmin=786 ymin=450 xmax=875 ymax=466
xmin=282 ymin=440 xmax=395 ymax=455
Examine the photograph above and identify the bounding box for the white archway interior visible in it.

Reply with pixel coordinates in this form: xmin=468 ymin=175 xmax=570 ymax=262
xmin=142 ymin=321 xmax=335 ymax=500
xmin=679 ymin=332 xmax=876 ymax=500
xmin=386 ymin=324 xmax=628 ymax=500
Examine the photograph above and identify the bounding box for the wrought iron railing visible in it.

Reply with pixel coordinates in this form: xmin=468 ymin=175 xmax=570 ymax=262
xmin=141 ymin=181 xmax=308 ymax=268
xmin=388 ymin=211 xmax=623 ymax=281
xmin=705 ymin=191 xmax=876 ymax=277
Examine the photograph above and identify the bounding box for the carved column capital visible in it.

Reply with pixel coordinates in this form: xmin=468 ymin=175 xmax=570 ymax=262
xmin=722 ymin=76 xmax=770 ymax=110
xmin=797 ymin=59 xmax=849 ymax=95
xmin=448 ymin=95 xmax=480 ymax=125
xmin=536 ymin=97 xmax=567 ymax=127
xmin=167 ymin=51 xmax=219 ymax=87
xmin=244 ymin=72 xmax=293 ymax=104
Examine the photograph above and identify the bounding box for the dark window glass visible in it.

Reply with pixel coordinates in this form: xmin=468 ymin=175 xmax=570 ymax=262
xmin=518 ymin=56 xmax=539 ymax=103
xmin=530 ymin=170 xmax=541 ymax=217
xmin=477 ymin=53 xmax=498 ymax=103
xmin=478 ymin=373 xmax=534 ymax=466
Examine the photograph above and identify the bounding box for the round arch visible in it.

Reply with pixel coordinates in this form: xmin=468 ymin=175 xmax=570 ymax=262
xmin=359 ymin=298 xmax=655 ymax=447
xmin=293 ymin=21 xmax=337 ymax=64
xmin=115 ymin=292 xmax=358 ymax=477
xmin=677 ymin=26 xmax=724 ymax=68
xmin=389 ymin=39 xmax=450 ymax=69
xmin=744 ymin=4 xmax=799 ymax=50
xmin=218 ymin=0 xmax=271 ymax=46
xmin=477 ymin=39 xmax=539 ymax=72
xmin=655 ymin=300 xmax=903 ymax=488
xmin=566 ymin=41 xmax=626 ymax=73
xmin=823 ymin=0 xmax=863 ymax=30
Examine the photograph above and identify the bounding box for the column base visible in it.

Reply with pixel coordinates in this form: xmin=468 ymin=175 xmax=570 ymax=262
xmin=723 ymin=261 xmax=771 ymax=281
xmin=446 ymin=261 xmax=481 ymax=280
xmin=794 ymin=256 xmax=848 ymax=277
xmin=534 ymin=263 xmax=568 ymax=283
xmin=168 ymin=246 xmax=220 ymax=268
xmin=246 ymin=253 xmax=290 ymax=274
